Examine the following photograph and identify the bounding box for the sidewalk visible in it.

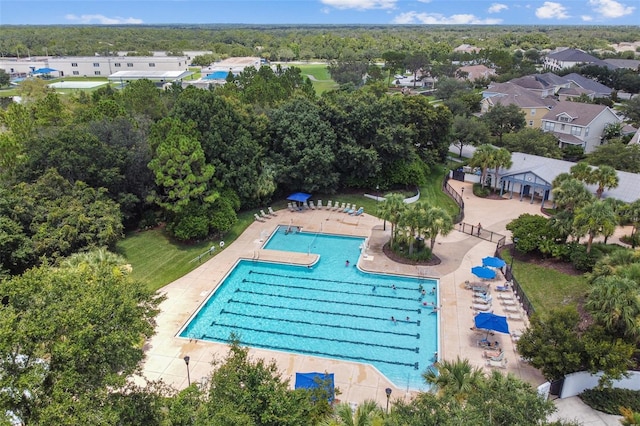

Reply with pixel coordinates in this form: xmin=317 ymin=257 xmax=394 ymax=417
xmin=138 ymin=185 xmax=622 ymax=424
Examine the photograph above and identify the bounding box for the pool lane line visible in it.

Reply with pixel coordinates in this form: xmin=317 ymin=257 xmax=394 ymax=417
xmin=199 ymin=332 xmax=420 ymax=369
xmin=220 ymin=309 xmax=420 ymax=339
xmin=249 ymin=270 xmax=427 ymax=292
xmin=227 ymin=299 xmax=422 ymax=326
xmin=242 ymin=278 xmax=420 ymax=302
xmin=235 ymin=288 xmax=422 ymax=313
xmin=208 ymin=321 xmax=420 ymax=354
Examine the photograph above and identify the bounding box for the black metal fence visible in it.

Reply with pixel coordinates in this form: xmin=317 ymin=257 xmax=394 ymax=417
xmin=458 ymin=222 xmax=507 ymax=249
xmin=443 ymin=175 xmax=464 ymax=224
xmin=503 ymin=262 xmax=535 ymax=317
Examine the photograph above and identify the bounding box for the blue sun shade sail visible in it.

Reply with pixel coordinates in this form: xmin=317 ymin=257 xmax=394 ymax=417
xmin=482 ymin=256 xmax=506 ymax=268
xmin=287 ymin=193 xmax=312 ymax=202
xmin=33 ymin=67 xmax=57 ymax=74
xmin=471 ymin=266 xmax=496 ymax=279
xmin=474 ymin=312 xmax=510 ymax=334
xmin=294 ymin=372 xmax=335 ymax=402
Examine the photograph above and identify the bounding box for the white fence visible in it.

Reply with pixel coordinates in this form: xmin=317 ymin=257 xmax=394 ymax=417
xmin=363 ymin=191 xmax=420 ymax=204
xmin=559 ymin=370 xmax=640 ymax=399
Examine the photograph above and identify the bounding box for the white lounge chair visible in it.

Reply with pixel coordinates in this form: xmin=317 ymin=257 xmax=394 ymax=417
xmin=497 ymin=293 xmax=514 ymax=300
xmin=326 ymin=200 xmax=332 ymax=210
xmin=508 ymin=313 xmax=524 ymax=321
xmin=500 ymin=299 xmax=517 ymax=306
xmin=338 ymin=202 xmax=346 ymax=211
xmin=473 ymin=296 xmax=492 ymax=305
xmin=343 ymin=203 xmax=351 ymax=213
xmin=471 ymin=303 xmax=492 ymax=312
xmin=353 ymin=207 xmax=364 ymax=216
xmin=254 ymin=213 xmax=265 ymax=222
xmin=309 ymin=201 xmax=316 ymax=210
xmin=482 ymin=349 xmax=504 ymax=361
xmin=496 ymin=282 xmax=511 ymax=292
xmin=260 ymin=210 xmax=270 ymax=219
xmin=345 ymin=205 xmax=356 ymax=214
xmin=268 ymin=206 xmax=278 ymax=216
xmin=486 ymin=357 xmax=508 ymax=369
xmin=504 ymin=306 xmax=520 ymax=313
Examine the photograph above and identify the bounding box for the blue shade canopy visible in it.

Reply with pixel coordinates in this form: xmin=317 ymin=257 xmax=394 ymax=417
xmin=294 ymin=372 xmax=334 ymax=402
xmin=33 ymin=67 xmax=57 ymax=74
xmin=474 ymin=312 xmax=510 ymax=334
xmin=482 ymin=256 xmax=506 ymax=268
xmin=471 ymin=266 xmax=496 ymax=279
xmin=287 ymin=192 xmax=312 ymax=202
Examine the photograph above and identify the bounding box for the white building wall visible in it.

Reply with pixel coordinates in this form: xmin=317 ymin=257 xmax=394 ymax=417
xmin=0 ymin=56 xmax=188 ymax=78
xmin=560 ymin=371 xmax=640 ymax=399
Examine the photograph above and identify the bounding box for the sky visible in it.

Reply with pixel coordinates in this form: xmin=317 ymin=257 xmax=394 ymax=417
xmin=1 ymin=0 xmax=638 ymax=26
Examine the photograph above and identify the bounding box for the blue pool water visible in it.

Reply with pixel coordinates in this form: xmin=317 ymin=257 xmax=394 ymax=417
xmin=180 ymin=227 xmax=439 ymax=390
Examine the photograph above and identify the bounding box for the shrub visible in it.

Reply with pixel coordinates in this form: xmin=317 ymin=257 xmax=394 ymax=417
xmin=472 ymin=183 xmax=490 ymax=197
xmin=579 ymin=388 xmax=640 ymax=415
xmin=567 ymin=242 xmax=599 ymax=271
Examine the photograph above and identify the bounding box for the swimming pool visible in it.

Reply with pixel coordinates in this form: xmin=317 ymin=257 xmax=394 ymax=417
xmin=180 ymin=226 xmax=439 ymax=390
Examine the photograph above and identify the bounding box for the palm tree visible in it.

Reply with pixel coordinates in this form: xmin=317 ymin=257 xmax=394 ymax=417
xmin=321 ymin=400 xmax=385 ymax=426
xmin=423 ymin=357 xmax=484 ymax=402
xmin=573 ymin=200 xmax=618 ymax=253
xmin=591 ymin=165 xmax=619 ymax=199
xmin=468 ymin=144 xmax=496 ymax=188
xmin=490 ymin=147 xmax=512 ymax=193
xmin=379 ymin=193 xmax=406 ymax=247
xmin=551 ymin=177 xmax=594 ymax=214
xmin=586 ymin=276 xmax=640 ymax=341
xmin=397 ymin=202 xmax=427 ymax=256
xmin=423 ymin=205 xmax=454 ymax=251
xmin=569 ymin=161 xmax=594 ymax=184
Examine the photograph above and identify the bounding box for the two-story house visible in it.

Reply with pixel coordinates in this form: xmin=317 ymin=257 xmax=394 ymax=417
xmin=543 ymin=48 xmax=601 ymax=72
xmin=540 ymin=101 xmax=622 ymax=153
xmin=481 ymin=82 xmax=557 ymax=128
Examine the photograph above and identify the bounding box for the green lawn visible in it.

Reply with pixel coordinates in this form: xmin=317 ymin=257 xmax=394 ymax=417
xmin=295 ymin=63 xmax=338 ymax=94
xmin=117 ymin=164 xmax=458 ymax=291
xmin=502 ymin=250 xmax=589 ymax=317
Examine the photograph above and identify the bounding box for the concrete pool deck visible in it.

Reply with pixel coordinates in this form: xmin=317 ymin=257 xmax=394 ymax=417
xmin=137 ymin=181 xmax=624 ymax=421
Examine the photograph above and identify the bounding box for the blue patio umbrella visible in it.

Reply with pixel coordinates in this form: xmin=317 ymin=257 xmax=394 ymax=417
xmin=32 ymin=67 xmax=57 ymax=74
xmin=474 ymin=312 xmax=510 ymax=334
xmin=287 ymin=192 xmax=312 ymax=202
xmin=471 ymin=266 xmax=496 ymax=280
xmin=482 ymin=256 xmax=506 ymax=268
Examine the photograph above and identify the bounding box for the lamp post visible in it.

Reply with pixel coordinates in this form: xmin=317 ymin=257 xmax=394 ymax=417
xmin=385 ymin=387 xmax=392 ymax=414
xmin=183 ymin=356 xmax=191 ymax=386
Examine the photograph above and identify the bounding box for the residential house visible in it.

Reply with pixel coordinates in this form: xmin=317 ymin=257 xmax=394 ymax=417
xmin=510 ymin=73 xmax=571 ymax=98
xmin=563 ymin=73 xmax=613 ymax=98
xmin=603 ymin=58 xmax=640 ymax=71
xmin=481 ymin=82 xmax=557 ymax=128
xmin=456 ymin=64 xmax=495 ymax=81
xmin=543 ymin=48 xmax=600 ymax=72
xmin=453 ymin=44 xmax=482 ymax=54
xmin=540 ymin=101 xmax=622 ymax=153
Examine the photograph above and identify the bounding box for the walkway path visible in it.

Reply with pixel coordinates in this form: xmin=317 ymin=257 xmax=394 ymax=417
xmin=137 ymin=183 xmax=625 ymax=424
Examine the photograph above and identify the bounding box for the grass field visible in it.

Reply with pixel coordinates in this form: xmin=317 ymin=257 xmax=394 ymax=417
xmin=501 ymin=250 xmax=589 ymax=317
xmin=295 ymin=63 xmax=338 ymax=94
xmin=116 ymin=163 xmax=457 ymax=291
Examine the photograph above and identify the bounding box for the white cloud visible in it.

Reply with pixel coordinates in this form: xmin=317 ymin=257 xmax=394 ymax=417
xmin=581 ymin=15 xmax=594 ymax=21
xmin=588 ymin=0 xmax=634 ymax=18
xmin=417 ymin=0 xmax=432 ymax=3
xmin=488 ymin=3 xmax=508 ymax=13
xmin=391 ymin=11 xmax=502 ymax=24
xmin=320 ymin=0 xmax=396 ymax=10
xmin=535 ymin=2 xmax=569 ymax=19
xmin=65 ymin=14 xmax=143 ymax=24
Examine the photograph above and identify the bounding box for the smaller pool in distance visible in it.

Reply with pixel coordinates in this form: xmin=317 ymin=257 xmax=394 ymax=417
xmin=180 ymin=226 xmax=438 ymax=390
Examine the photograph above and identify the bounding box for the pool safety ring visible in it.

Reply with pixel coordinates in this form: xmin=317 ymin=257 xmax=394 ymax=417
xmin=220 ymin=241 xmax=225 ymax=248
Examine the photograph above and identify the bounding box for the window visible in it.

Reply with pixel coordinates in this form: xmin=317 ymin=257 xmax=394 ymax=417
xmin=72 ymin=71 xmax=79 ymax=75
xmin=571 ymin=126 xmax=581 ymax=136
xmin=93 ymin=63 xmax=100 ymax=67
xmin=544 ymin=121 xmax=555 ymax=131
xmin=94 ymin=71 xmax=101 ymax=75
xmin=530 ymin=109 xmax=536 ymax=116
xmin=114 ymin=63 xmax=121 ymax=67
xmin=585 ymin=128 xmax=590 ymax=137
xmin=179 ymin=62 xmax=182 ymax=66
xmin=529 ymin=121 xmax=534 ymax=126
xmin=559 ymin=116 xmax=570 ymax=122
xmin=71 ymin=63 xmax=78 ymax=67
xmin=127 ymin=63 xmax=133 ymax=67
xmin=561 ymin=124 xmax=565 ymax=131
xmin=149 ymin=63 xmax=155 ymax=67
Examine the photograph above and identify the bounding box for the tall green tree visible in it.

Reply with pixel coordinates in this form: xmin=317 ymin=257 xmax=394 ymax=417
xmin=573 ymin=200 xmax=618 ymax=253
xmin=586 ymin=276 xmax=640 ymax=342
xmin=0 ymin=252 xmax=162 ymax=424
xmin=468 ymin=144 xmax=496 ymax=188
xmin=450 ymin=115 xmax=490 ymax=158
xmin=490 ymin=147 xmax=513 ymax=192
xmin=482 ymin=103 xmax=526 ymax=144
xmin=423 ymin=357 xmax=483 ymax=403
xmin=591 ymin=165 xmax=619 ymax=199
xmin=423 ymin=205 xmax=454 ymax=251
xmin=501 ymin=128 xmax=563 ymax=159
xmin=379 ymin=193 xmax=406 ymax=247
